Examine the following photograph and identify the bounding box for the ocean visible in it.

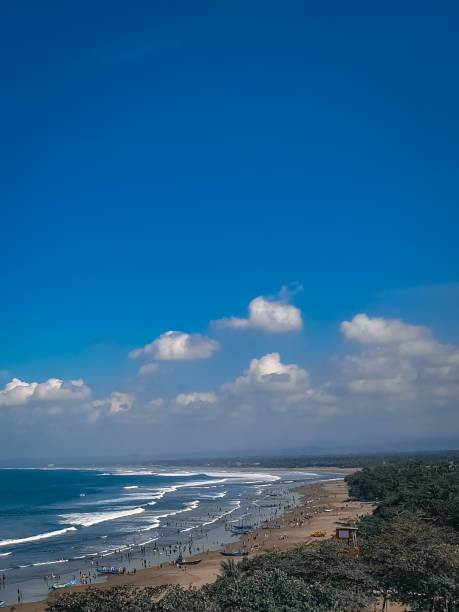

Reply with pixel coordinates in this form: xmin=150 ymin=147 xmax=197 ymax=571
xmin=0 ymin=465 xmax=341 ymax=605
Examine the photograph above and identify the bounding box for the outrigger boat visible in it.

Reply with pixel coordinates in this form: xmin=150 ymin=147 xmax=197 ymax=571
xmin=232 ymin=525 xmax=253 ymax=535
xmin=0 ymin=601 xmax=6 ymax=608
xmin=49 ymin=578 xmax=78 ymax=590
xmin=220 ymin=551 xmax=248 ymax=557
xmin=175 ymin=557 xmax=202 ymax=566
xmin=96 ymin=567 xmax=125 ymax=575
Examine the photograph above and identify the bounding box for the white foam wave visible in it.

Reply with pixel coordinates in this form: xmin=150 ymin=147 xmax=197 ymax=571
xmin=85 ymin=480 xmax=227 ymax=510
xmin=110 ymin=471 xmax=156 ymax=476
xmin=32 ymin=559 xmax=68 ymax=567
xmin=96 ymin=467 xmax=279 ymax=484
xmin=154 ymin=471 xmax=196 ymax=476
xmin=200 ymin=491 xmax=227 ymax=499
xmin=0 ymin=552 xmax=11 ymax=557
xmin=124 ymin=485 xmax=139 ymax=489
xmin=201 ymin=501 xmax=241 ymax=526
xmin=59 ymin=507 xmax=145 ymax=527
xmin=202 ymin=471 xmax=281 ymax=483
xmin=140 ymin=518 xmax=161 ymax=531
xmin=138 ymin=537 xmax=158 ymax=546
xmin=142 ymin=479 xmax=228 ymax=504
xmin=0 ymin=527 xmax=77 ymax=548
xmin=140 ymin=500 xmax=200 ymax=531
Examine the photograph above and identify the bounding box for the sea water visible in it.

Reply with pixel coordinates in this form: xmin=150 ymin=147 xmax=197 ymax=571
xmin=0 ymin=466 xmax=341 ymax=604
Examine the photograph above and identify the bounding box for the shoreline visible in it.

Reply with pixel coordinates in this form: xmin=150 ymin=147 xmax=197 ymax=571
xmin=5 ymin=478 xmax=372 ymax=611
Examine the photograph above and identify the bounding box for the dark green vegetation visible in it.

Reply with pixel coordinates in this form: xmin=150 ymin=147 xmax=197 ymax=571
xmin=347 ymin=461 xmax=459 ymax=532
xmin=48 ymin=459 xmax=459 ymax=612
xmin=159 ymin=449 xmax=459 ymax=469
xmin=346 ymin=462 xmax=459 ymax=610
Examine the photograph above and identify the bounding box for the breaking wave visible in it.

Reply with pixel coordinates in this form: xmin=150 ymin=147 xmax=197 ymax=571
xmin=0 ymin=528 xmax=77 ymax=548
xmin=59 ymin=507 xmax=145 ymax=527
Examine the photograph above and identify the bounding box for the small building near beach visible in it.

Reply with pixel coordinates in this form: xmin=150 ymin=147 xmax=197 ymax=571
xmin=335 ymin=525 xmax=358 ymax=541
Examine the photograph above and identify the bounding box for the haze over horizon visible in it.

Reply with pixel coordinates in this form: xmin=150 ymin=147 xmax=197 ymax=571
xmin=2 ymin=1 xmax=459 ymax=459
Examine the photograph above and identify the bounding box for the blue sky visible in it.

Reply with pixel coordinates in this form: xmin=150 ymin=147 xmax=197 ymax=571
xmin=1 ymin=1 xmax=458 ymax=458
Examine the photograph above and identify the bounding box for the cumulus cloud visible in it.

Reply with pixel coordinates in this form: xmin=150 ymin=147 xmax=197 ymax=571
xmin=341 ymin=314 xmax=435 ymax=352
xmin=139 ymin=363 xmax=159 ymax=375
xmin=217 ymin=292 xmax=303 ymax=332
xmin=349 ymin=375 xmax=412 ymax=395
xmin=0 ymin=377 xmax=91 ymax=407
xmin=340 ymin=314 xmax=459 ymax=402
xmin=130 ymin=331 xmax=219 ymax=361
xmin=92 ymin=392 xmax=134 ymax=417
xmin=227 ymin=353 xmax=309 ymax=393
xmin=141 ymin=353 xmax=334 ymax=424
xmin=170 ymin=392 xmax=219 ymax=419
xmin=175 ymin=392 xmax=218 ymax=406
xmin=222 ymin=353 xmax=335 ymax=411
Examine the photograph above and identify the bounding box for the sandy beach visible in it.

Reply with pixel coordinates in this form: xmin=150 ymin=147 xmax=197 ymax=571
xmin=4 ymin=477 xmax=378 ymax=612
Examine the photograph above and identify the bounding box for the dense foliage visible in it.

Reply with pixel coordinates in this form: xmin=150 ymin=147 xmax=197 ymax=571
xmin=47 ymin=458 xmax=459 ymax=612
xmin=346 ymin=461 xmax=459 ymax=531
xmin=347 ymin=461 xmax=459 ymax=610
xmin=47 ymin=546 xmax=376 ymax=612
xmin=158 ymin=450 xmax=459 ymax=469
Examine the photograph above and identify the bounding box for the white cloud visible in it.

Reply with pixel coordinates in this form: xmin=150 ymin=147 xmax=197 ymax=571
xmin=341 ymin=314 xmax=459 ymax=402
xmin=139 ymin=363 xmax=159 ymax=375
xmin=227 ymin=352 xmax=309 ymax=393
xmin=147 ymin=398 xmax=164 ymax=407
xmin=175 ymin=392 xmax=218 ymax=406
xmin=0 ymin=377 xmax=91 ymax=407
xmin=341 ymin=313 xmax=428 ymax=345
xmin=433 ymin=384 xmax=459 ymax=398
xmin=130 ymin=331 xmax=219 ymax=361
xmin=222 ymin=353 xmax=335 ymax=413
xmin=218 ymin=294 xmax=303 ymax=332
xmin=349 ymin=376 xmax=412 ymax=395
xmin=92 ymin=392 xmax=134 ymax=417
xmin=397 ymin=339 xmax=442 ymax=356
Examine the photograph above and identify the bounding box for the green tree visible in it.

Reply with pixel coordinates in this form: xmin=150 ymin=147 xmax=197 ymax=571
xmin=362 ymin=520 xmax=459 ymax=611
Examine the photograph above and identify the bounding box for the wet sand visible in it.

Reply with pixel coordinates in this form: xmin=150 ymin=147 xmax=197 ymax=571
xmin=4 ymin=479 xmax=379 ymax=611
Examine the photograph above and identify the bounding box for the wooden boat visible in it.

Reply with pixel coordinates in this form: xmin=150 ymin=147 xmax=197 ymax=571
xmin=49 ymin=578 xmax=78 ymax=590
xmin=0 ymin=601 xmax=6 ymax=608
xmin=220 ymin=551 xmax=248 ymax=557
xmin=175 ymin=558 xmax=202 ymax=566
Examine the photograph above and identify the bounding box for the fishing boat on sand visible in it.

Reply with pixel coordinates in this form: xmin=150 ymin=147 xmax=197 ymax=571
xmin=231 ymin=523 xmax=253 ymax=535
xmin=220 ymin=551 xmax=248 ymax=557
xmin=49 ymin=578 xmax=78 ymax=590
xmin=175 ymin=557 xmax=202 ymax=566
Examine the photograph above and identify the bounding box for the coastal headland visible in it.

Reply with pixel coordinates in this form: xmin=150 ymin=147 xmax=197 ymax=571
xmin=5 ymin=476 xmax=380 ymax=612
